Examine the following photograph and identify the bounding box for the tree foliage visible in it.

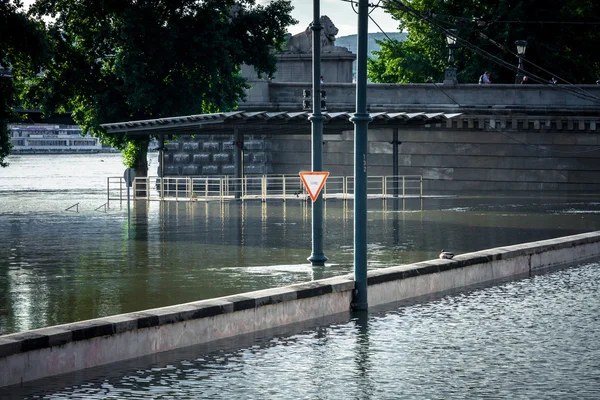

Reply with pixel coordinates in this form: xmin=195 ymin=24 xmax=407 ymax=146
xmin=0 ymin=0 xmax=49 ymax=167
xmin=21 ymin=0 xmax=295 ymax=175
xmin=369 ymin=0 xmax=600 ymax=84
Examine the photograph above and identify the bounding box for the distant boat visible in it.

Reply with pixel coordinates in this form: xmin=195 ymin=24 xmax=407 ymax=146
xmin=8 ymin=124 xmax=117 ymax=154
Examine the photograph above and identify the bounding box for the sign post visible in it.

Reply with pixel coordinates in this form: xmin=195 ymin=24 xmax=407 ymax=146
xmin=123 ymin=168 xmax=136 ymax=239
xmin=300 ymin=171 xmax=329 ymax=266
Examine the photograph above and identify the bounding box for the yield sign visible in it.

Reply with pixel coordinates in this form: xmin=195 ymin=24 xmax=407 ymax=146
xmin=299 ymin=171 xmax=330 ymax=202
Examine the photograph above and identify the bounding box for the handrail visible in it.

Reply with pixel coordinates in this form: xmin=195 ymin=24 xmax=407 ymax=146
xmin=94 ymin=203 xmax=108 ymax=212
xmin=65 ymin=203 xmax=79 ymax=212
xmin=107 ymin=174 xmax=424 ymax=203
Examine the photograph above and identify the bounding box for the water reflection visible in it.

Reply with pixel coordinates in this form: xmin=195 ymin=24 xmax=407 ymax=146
xmin=3 ymin=154 xmax=600 ymax=335
xmin=353 ymin=311 xmax=374 ymax=399
xmin=3 ymin=194 xmax=600 ymax=335
xmin=8 ymin=263 xmax=600 ymax=399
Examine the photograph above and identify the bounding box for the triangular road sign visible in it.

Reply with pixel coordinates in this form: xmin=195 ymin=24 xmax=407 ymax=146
xmin=299 ymin=171 xmax=329 ymax=202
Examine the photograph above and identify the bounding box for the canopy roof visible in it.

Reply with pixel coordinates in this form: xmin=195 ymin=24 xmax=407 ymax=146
xmin=101 ymin=110 xmax=462 ymax=136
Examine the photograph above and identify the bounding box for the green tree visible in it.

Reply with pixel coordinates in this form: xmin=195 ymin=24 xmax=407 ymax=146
xmin=370 ymin=0 xmax=600 ymax=84
xmin=21 ymin=0 xmax=295 ymax=176
xmin=0 ymin=0 xmax=48 ymax=167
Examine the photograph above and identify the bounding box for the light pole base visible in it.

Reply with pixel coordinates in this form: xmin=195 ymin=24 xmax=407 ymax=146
xmin=307 ymin=253 xmax=328 ymax=267
xmin=443 ymin=66 xmax=458 ymax=85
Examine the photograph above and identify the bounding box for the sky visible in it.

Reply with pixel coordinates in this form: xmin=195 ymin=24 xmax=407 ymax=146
xmin=277 ymin=0 xmax=399 ymax=37
xmin=20 ymin=0 xmax=400 ymax=38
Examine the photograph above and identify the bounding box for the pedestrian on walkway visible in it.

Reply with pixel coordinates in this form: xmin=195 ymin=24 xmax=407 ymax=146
xmin=479 ymin=71 xmax=491 ymax=84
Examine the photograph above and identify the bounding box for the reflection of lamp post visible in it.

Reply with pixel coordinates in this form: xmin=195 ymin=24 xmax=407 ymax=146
xmin=515 ymin=40 xmax=528 ymax=84
xmin=443 ymin=29 xmax=458 ymax=85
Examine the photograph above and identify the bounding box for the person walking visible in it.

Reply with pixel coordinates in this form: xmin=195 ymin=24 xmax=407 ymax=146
xmin=520 ymin=76 xmax=529 ymax=84
xmin=479 ymin=71 xmax=491 ymax=84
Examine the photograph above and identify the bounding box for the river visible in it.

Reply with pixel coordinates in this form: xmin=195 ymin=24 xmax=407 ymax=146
xmin=1 ymin=153 xmax=600 ymax=398
xmin=2 ymin=153 xmax=600 ymax=335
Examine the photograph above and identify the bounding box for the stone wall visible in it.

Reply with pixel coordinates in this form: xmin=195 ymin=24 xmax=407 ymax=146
xmin=245 ymin=82 xmax=600 ymax=113
xmin=162 ymin=135 xmax=272 ymax=176
xmin=269 ymin=115 xmax=600 ymax=192
xmin=236 ymin=82 xmax=600 ymax=193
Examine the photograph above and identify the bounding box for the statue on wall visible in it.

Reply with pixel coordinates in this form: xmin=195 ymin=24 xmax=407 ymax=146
xmin=284 ymin=16 xmax=345 ymax=53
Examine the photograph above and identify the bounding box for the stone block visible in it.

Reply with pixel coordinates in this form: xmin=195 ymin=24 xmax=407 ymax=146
xmin=202 ymin=165 xmax=220 ymax=175
xmin=369 ymin=142 xmax=393 ymax=154
xmin=245 ymin=164 xmax=267 ymax=174
xmin=245 ymin=140 xmax=264 ymax=150
xmin=222 ymin=165 xmax=235 ymax=175
xmin=165 ymin=142 xmax=180 ymax=151
xmin=182 ymin=165 xmax=201 ymax=175
xmin=213 ymin=153 xmax=230 ymax=163
xmin=252 ymin=152 xmax=267 ymax=163
xmin=173 ymin=154 xmax=190 ymax=163
xmin=423 ymin=167 xmax=453 ymax=180
xmin=193 ymin=153 xmax=210 ymax=163
xmin=222 ymin=141 xmax=236 ymax=151
xmin=203 ymin=141 xmax=220 ymax=151
xmin=165 ymin=166 xmax=181 ymax=175
xmin=182 ymin=142 xmax=199 ymax=152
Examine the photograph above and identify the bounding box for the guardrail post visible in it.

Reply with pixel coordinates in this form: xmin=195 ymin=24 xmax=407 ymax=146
xmin=402 ymin=176 xmax=405 ymax=198
xmin=220 ymin=178 xmax=224 ymax=202
xmin=420 ymin=176 xmax=423 ymax=198
xmin=282 ymin=176 xmax=286 ymax=201
xmin=243 ymin=176 xmax=247 ymax=201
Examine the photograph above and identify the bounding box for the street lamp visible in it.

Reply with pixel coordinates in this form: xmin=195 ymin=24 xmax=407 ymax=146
xmin=515 ymin=40 xmax=528 ymax=84
xmin=443 ymin=29 xmax=458 ymax=85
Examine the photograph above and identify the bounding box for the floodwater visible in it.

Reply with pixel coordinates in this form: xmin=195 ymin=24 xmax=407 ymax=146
xmin=2 ymin=154 xmax=600 ymax=398
xmin=5 ymin=262 xmax=600 ymax=399
xmin=2 ymin=154 xmax=600 ymax=335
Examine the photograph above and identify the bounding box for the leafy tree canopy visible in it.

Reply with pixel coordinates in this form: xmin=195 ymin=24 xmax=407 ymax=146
xmin=21 ymin=0 xmax=295 ymax=175
xmin=369 ymin=0 xmax=600 ymax=85
xmin=0 ymin=0 xmax=49 ymax=167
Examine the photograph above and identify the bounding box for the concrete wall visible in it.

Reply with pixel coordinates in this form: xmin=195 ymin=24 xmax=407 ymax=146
xmin=2 ymin=231 xmax=600 ymax=387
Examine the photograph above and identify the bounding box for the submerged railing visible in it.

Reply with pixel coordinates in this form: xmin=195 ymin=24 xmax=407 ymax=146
xmin=107 ymin=174 xmax=423 ymax=202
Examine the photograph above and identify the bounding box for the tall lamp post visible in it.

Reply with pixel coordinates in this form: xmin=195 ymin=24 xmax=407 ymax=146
xmin=443 ymin=29 xmax=458 ymax=85
xmin=514 ymin=40 xmax=528 ymax=84
xmin=307 ymin=0 xmax=327 ymax=266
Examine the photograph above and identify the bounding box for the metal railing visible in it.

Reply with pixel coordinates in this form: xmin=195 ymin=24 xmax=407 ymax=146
xmin=107 ymin=174 xmax=423 ymax=202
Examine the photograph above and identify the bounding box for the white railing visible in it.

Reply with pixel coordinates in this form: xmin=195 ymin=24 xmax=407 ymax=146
xmin=107 ymin=175 xmax=423 ymax=202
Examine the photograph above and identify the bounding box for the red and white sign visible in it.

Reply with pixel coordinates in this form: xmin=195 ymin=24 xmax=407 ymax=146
xmin=299 ymin=171 xmax=329 ymax=202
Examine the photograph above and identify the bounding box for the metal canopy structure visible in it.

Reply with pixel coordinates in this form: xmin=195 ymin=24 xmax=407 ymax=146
xmin=100 ymin=110 xmax=461 ymax=136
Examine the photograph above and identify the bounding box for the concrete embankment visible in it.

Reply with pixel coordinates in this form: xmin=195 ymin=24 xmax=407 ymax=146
xmin=2 ymin=231 xmax=600 ymax=388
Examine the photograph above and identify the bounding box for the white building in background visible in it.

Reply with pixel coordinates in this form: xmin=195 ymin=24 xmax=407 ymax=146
xmin=8 ymin=124 xmax=113 ymax=153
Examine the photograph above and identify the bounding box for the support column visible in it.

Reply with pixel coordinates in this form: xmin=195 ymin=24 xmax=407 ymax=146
xmin=307 ymin=0 xmax=328 ymax=266
xmin=391 ymin=128 xmax=401 ymax=197
xmin=350 ymin=0 xmax=372 ymax=310
xmin=159 ymin=134 xmax=165 ymax=199
xmin=233 ymin=128 xmax=243 ymax=199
